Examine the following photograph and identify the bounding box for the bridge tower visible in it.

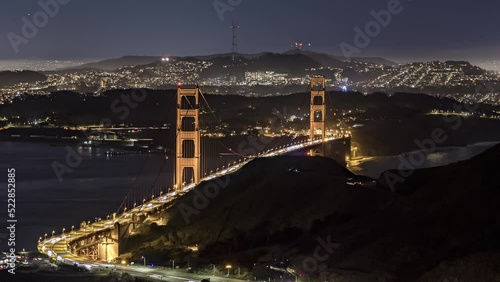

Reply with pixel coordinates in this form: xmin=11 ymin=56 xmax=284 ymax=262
xmin=310 ymin=76 xmax=327 ymax=156
xmin=98 ymin=225 xmax=119 ymax=262
xmin=175 ymin=86 xmax=201 ymax=190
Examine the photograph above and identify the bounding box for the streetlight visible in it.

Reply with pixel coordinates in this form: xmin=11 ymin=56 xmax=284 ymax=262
xmin=141 ymin=256 xmax=146 ymax=266
xmin=172 ymin=259 xmax=175 ymax=270
xmin=226 ymin=265 xmax=232 ymax=276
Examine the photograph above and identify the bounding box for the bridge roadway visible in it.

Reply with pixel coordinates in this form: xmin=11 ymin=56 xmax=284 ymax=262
xmin=37 ymin=137 xmax=339 ymax=272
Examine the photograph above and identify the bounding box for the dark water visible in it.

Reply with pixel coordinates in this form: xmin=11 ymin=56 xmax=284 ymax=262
xmin=348 ymin=142 xmax=500 ymax=179
xmin=0 ymin=142 xmax=174 ymax=251
xmin=0 ymin=136 xmax=291 ymax=251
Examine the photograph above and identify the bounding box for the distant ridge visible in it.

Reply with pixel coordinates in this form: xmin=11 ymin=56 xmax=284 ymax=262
xmin=63 ymin=51 xmax=397 ymax=71
xmin=349 ymin=56 xmax=398 ymax=66
xmin=0 ymin=70 xmax=47 ymax=88
xmin=66 ymin=55 xmax=161 ymax=71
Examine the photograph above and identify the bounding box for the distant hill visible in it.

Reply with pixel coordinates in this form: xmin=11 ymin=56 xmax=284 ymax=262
xmin=357 ymin=60 xmax=491 ymax=90
xmin=282 ymin=50 xmax=347 ymax=69
xmin=191 ymin=52 xmax=271 ymax=60
xmin=197 ymin=52 xmax=324 ymax=79
xmin=68 ymin=55 xmax=161 ymax=71
xmin=284 ymin=49 xmax=397 ymax=67
xmin=349 ymin=56 xmax=398 ymax=66
xmin=2 ymin=89 xmax=499 ymax=149
xmin=61 ymin=51 xmax=397 ymax=72
xmin=0 ymin=70 xmax=47 ymax=88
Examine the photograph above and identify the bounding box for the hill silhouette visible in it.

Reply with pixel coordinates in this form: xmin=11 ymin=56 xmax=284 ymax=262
xmin=124 ymin=144 xmax=500 ymax=281
xmin=0 ymin=70 xmax=46 ymax=88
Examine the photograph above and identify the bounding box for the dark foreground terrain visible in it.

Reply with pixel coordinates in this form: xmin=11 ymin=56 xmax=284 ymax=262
xmin=123 ymin=144 xmax=500 ymax=281
xmin=4 ymin=145 xmax=499 ymax=281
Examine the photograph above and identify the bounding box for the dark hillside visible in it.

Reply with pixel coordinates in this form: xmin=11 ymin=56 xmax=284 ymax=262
xmin=125 ymin=145 xmax=500 ymax=281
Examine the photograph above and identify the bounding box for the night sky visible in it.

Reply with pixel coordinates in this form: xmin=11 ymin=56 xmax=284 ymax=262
xmin=0 ymin=0 xmax=499 ymax=65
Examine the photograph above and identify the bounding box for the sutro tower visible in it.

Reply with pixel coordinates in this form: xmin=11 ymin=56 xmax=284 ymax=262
xmin=229 ymin=20 xmax=240 ymax=61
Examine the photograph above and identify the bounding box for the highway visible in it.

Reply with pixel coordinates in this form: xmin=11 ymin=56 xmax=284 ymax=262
xmin=98 ymin=266 xmax=246 ymax=282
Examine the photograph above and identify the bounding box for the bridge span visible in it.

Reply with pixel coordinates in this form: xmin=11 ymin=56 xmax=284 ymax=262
xmin=37 ymin=136 xmax=347 ymax=265
xmin=37 ymin=76 xmax=352 ymax=269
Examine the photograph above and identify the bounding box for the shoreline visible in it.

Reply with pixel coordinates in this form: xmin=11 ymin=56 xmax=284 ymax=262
xmin=348 ymin=141 xmax=500 ymax=178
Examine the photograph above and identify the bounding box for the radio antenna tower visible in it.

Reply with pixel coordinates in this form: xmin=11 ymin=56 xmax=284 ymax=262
xmin=230 ymin=20 xmax=240 ymax=61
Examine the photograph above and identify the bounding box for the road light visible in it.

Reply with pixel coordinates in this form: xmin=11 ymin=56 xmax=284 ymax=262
xmin=141 ymin=256 xmax=146 ymax=266
xmin=71 ymin=225 xmax=75 ymax=232
xmin=172 ymin=259 xmax=175 ymax=269
xmin=226 ymin=265 xmax=232 ymax=276
xmin=52 ymin=230 xmax=55 ymax=237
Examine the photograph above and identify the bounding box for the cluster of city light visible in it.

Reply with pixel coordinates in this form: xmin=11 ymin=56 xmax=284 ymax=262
xmin=357 ymin=61 xmax=497 ymax=90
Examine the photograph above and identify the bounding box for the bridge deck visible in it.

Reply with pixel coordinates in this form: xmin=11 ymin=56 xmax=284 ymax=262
xmin=38 ymin=137 xmax=340 ymax=265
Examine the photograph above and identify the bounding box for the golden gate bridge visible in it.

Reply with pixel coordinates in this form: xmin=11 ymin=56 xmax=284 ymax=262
xmin=37 ymin=76 xmax=351 ymax=265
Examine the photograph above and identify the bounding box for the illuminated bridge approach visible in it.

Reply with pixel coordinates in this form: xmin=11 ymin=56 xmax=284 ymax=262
xmin=37 ymin=77 xmax=352 ymax=266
